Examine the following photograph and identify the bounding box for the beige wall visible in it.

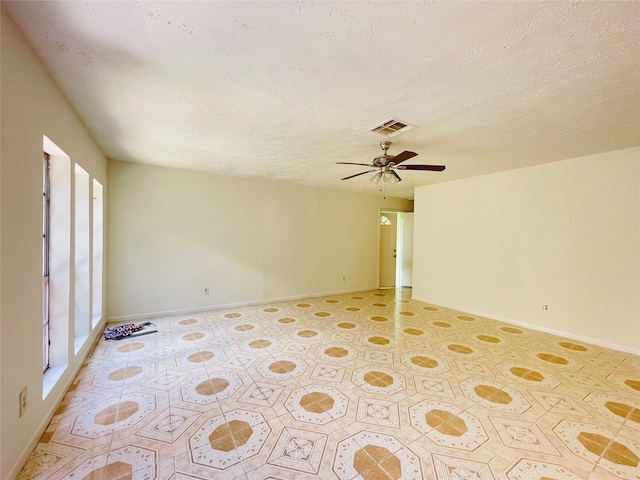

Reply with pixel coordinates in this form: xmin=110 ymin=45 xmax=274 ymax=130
xmin=1 ymin=9 xmax=108 ymax=479
xmin=413 ymin=148 xmax=640 ymax=353
xmin=107 ymin=159 xmax=410 ymax=318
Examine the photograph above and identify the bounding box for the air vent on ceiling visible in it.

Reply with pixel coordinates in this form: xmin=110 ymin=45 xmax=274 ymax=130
xmin=370 ymin=118 xmax=415 ymax=137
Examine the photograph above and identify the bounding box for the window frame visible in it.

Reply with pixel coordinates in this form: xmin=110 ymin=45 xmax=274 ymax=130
xmin=43 ymin=152 xmax=51 ymax=373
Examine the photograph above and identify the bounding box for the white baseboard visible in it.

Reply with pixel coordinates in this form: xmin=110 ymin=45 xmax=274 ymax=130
xmin=107 ymin=287 xmax=378 ymax=323
xmin=411 ymin=296 xmax=640 ymax=356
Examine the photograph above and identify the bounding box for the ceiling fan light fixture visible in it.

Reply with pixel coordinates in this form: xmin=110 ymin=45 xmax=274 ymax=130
xmin=370 ymin=172 xmax=382 ymax=185
xmin=382 ymin=170 xmax=400 ymax=184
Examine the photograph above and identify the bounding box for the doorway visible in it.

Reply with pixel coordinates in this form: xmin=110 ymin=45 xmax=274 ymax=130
xmin=379 ymin=213 xmax=397 ymax=288
xmin=378 ymin=211 xmax=414 ymax=288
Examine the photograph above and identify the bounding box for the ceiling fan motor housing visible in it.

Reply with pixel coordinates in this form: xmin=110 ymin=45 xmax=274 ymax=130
xmin=373 ymin=155 xmax=394 ymax=167
xmin=373 ymin=141 xmax=394 ymax=167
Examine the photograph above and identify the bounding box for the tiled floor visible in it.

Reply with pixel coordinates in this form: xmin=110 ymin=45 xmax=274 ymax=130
xmin=18 ymin=289 xmax=640 ymax=480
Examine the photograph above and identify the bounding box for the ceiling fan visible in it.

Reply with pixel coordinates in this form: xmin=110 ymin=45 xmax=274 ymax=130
xmin=337 ymin=141 xmax=445 ymax=185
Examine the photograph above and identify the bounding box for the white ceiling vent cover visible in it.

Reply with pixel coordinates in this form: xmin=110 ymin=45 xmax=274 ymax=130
xmin=370 ymin=118 xmax=415 ymax=137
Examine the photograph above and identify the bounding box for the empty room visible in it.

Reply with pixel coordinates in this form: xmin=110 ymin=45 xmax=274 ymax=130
xmin=1 ymin=2 xmax=639 ymax=480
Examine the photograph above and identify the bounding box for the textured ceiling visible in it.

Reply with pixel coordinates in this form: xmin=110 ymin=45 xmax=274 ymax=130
xmin=5 ymin=1 xmax=640 ymax=199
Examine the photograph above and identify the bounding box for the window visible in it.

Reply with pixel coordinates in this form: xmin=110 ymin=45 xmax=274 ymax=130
xmin=74 ymin=165 xmax=90 ymax=352
xmin=42 ymin=153 xmax=51 ymax=372
xmin=380 ymin=215 xmax=392 ymax=226
xmin=42 ymin=135 xmax=72 ymax=397
xmin=92 ymin=180 xmax=103 ymax=327
xmin=42 ymin=135 xmax=104 ymax=394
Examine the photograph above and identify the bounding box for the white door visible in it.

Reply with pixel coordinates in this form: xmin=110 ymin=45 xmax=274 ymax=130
xmin=379 ymin=213 xmax=397 ymax=288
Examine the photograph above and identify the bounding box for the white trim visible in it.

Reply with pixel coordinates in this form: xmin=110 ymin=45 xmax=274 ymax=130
xmin=74 ymin=335 xmax=89 ymax=356
xmin=412 ymin=296 xmax=640 ymax=356
xmin=45 ymin=143 xmax=72 ymax=373
xmin=42 ymin=366 xmax=66 ymax=400
xmin=74 ymin=165 xmax=91 ymax=352
xmin=377 ymin=208 xmax=412 ymax=290
xmin=106 ymin=287 xmax=378 ymax=323
xmin=91 ymin=179 xmax=104 ymax=329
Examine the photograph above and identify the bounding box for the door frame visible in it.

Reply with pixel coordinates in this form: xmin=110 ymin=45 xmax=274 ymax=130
xmin=377 ymin=208 xmax=412 ymax=289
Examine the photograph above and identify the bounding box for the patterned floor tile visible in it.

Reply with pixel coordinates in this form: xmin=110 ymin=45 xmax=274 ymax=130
xmin=333 ymin=430 xmax=423 ymax=480
xmin=553 ymin=419 xmax=640 ymax=479
xmin=136 ymin=406 xmax=203 ymax=443
xmin=505 ymin=457 xmax=585 ymax=480
xmin=188 ymin=409 xmax=271 ymax=469
xmin=408 ymin=399 xmax=489 ymax=452
xmin=71 ymin=392 xmax=157 ymax=439
xmin=355 ymin=397 xmax=400 ymax=428
xmin=266 ymin=427 xmax=328 ymax=474
xmin=16 ymin=288 xmax=640 ymax=480
xmin=432 ymin=454 xmax=495 ymax=480
xmin=284 ymin=385 xmax=349 ymax=425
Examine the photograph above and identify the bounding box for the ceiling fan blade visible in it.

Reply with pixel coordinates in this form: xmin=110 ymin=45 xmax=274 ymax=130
xmin=391 ymin=170 xmax=402 ymax=182
xmin=341 ymin=169 xmax=377 ymax=180
xmin=390 ymin=151 xmax=418 ymax=165
xmin=336 ymin=162 xmax=375 ymax=167
xmin=396 ymin=164 xmax=446 ymax=171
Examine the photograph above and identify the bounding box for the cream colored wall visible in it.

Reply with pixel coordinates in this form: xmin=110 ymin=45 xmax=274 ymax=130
xmin=413 ymin=148 xmax=640 ymax=353
xmin=1 ymin=9 xmax=108 ymax=479
xmin=107 ymin=160 xmax=410 ymax=319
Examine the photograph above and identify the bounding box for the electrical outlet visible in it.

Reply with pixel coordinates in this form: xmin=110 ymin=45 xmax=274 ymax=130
xmin=19 ymin=387 xmax=27 ymax=417
xmin=543 ymin=304 xmax=550 ymax=311
xmin=203 ymin=288 xmax=209 ymax=295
